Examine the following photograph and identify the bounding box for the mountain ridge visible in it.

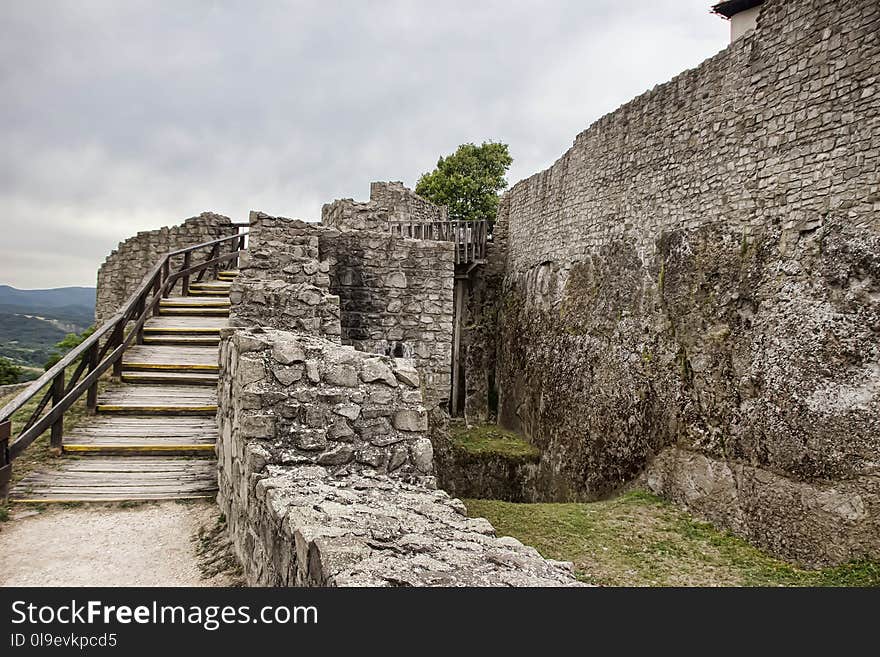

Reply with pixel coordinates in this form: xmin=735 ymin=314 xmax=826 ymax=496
xmin=0 ymin=284 xmax=96 ymax=371
xmin=0 ymin=285 xmax=95 ymax=310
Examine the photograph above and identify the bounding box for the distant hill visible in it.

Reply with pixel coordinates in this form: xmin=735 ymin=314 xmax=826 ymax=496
xmin=0 ymin=285 xmax=95 ymax=371
xmin=0 ymin=285 xmax=95 ymax=310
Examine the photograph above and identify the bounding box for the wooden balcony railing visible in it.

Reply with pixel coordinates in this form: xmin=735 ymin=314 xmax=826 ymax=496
xmin=0 ymin=228 xmax=246 ymax=499
xmin=389 ymin=219 xmax=488 ymax=264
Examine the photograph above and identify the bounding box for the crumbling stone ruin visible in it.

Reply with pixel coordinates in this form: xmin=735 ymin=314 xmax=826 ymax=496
xmin=215 ymin=185 xmax=580 ymax=586
xmin=322 ymin=181 xmax=448 ymax=232
xmin=216 ymin=328 xmax=577 ymax=586
xmin=96 ymin=212 xmax=234 ymax=325
xmin=92 ymin=0 xmax=878 ymax=578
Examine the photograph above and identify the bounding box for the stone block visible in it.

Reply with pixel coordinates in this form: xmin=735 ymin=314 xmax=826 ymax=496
xmin=393 ymin=408 xmax=429 ymax=432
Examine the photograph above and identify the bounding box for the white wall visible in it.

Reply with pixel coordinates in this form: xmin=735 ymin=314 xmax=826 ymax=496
xmin=731 ymin=6 xmax=761 ymax=41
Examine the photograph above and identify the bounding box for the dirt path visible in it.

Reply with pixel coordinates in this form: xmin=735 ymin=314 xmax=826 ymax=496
xmin=0 ymin=501 xmax=238 ymax=587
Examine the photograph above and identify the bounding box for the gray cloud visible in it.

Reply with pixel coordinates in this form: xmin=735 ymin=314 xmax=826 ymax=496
xmin=0 ymin=0 xmax=727 ymax=288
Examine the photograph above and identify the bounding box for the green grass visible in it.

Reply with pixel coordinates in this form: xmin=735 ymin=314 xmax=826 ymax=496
xmin=466 ymin=491 xmax=880 ymax=587
xmin=450 ymin=424 xmax=541 ymax=460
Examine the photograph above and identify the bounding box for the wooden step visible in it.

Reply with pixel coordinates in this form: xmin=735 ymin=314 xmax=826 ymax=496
xmin=160 ymin=306 xmax=230 ymax=316
xmin=217 ymin=271 xmax=239 ymax=280
xmin=189 ymin=282 xmax=231 ymax=292
xmin=122 ymin=345 xmax=219 ymax=373
xmin=143 ymin=316 xmax=227 ymax=335
xmin=185 ymin=290 xmax=230 ymax=298
xmin=121 ymin=371 xmax=218 ymax=386
xmin=143 ymin=335 xmax=220 ymax=347
xmin=64 ymin=417 xmax=217 ymax=455
xmin=159 ymin=296 xmax=231 ymax=308
xmin=9 ymin=457 xmax=218 ymax=503
xmin=97 ymin=384 xmax=217 ymax=415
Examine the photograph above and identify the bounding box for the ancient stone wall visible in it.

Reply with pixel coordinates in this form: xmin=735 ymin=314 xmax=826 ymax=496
xmin=229 ymin=212 xmax=341 ymax=341
xmin=216 ymin=327 xmax=580 ymax=586
xmin=368 ymin=181 xmax=448 ymax=224
xmin=489 ymin=0 xmax=880 ymax=565
xmin=320 ymin=197 xmax=386 ymax=232
xmin=320 ymin=231 xmax=455 ymax=408
xmin=230 ymin=211 xmax=454 ymax=406
xmin=322 ymin=181 xmax=446 ymax=232
xmin=95 ymin=212 xmax=234 ymax=324
xmin=217 ymin=328 xmax=434 ymax=484
xmin=462 ymin=240 xmax=506 ymax=424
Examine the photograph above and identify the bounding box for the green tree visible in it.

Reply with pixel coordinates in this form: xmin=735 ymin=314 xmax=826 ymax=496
xmin=44 ymin=326 xmax=95 ymax=370
xmin=0 ymin=357 xmax=22 ymax=385
xmin=415 ymin=142 xmax=513 ymax=225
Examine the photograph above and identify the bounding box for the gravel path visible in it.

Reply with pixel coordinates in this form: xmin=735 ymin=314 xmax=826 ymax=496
xmin=0 ymin=501 xmax=236 ymax=587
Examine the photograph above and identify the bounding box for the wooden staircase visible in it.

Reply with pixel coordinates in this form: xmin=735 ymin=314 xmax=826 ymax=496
xmin=9 ymin=271 xmax=239 ymax=503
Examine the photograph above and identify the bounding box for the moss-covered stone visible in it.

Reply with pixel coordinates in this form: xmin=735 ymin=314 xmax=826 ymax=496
xmin=450 ymin=424 xmax=540 ymax=461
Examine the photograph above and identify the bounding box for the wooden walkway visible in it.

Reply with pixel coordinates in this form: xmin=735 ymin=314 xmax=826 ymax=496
xmin=10 ymin=272 xmax=238 ymax=503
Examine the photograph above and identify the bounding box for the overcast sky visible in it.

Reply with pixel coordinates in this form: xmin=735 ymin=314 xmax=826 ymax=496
xmin=0 ymin=1 xmax=728 ymax=289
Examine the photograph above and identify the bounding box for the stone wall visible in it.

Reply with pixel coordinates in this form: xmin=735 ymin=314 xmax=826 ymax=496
xmin=217 ymin=327 xmax=580 ymax=587
xmin=320 ymin=231 xmax=455 ymax=408
xmin=462 ymin=240 xmax=506 ymax=424
xmin=229 ymin=212 xmax=341 ymax=341
xmin=95 ymin=212 xmax=233 ymax=324
xmin=368 ymin=181 xmax=448 ymax=224
xmin=229 ymin=211 xmax=454 ymax=406
xmin=217 ymin=328 xmax=434 ymax=483
xmin=488 ymin=0 xmax=880 ymax=565
xmin=322 ymin=181 xmax=446 ymax=232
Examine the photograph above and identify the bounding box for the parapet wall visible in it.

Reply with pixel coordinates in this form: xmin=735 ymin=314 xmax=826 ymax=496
xmin=95 ymin=212 xmax=233 ymax=324
xmin=217 ymin=328 xmax=580 ymax=586
xmin=490 ymin=0 xmax=880 ymax=565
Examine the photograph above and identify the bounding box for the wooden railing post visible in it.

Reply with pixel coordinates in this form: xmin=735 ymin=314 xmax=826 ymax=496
xmin=0 ymin=420 xmax=11 ymax=501
xmin=182 ymin=251 xmax=191 ymax=297
xmin=162 ymin=259 xmax=171 ymax=296
xmin=86 ymin=343 xmax=99 ymax=412
xmin=134 ymin=293 xmax=146 ymax=345
xmin=111 ymin=320 xmax=124 ymax=377
xmin=50 ymin=371 xmax=65 ymax=453
xmin=151 ymin=274 xmax=161 ymax=317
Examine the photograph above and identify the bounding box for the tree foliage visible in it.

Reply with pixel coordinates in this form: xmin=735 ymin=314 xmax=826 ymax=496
xmin=44 ymin=326 xmax=95 ymax=370
xmin=415 ymin=142 xmax=513 ymax=224
xmin=0 ymin=357 xmax=22 ymax=385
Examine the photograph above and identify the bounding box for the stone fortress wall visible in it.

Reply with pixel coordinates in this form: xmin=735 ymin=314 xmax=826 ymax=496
xmin=95 ymin=212 xmax=234 ymax=325
xmin=478 ymin=0 xmax=880 ymax=566
xmin=218 ymin=197 xmax=580 ymax=586
xmin=92 ymin=0 xmax=878 ymax=575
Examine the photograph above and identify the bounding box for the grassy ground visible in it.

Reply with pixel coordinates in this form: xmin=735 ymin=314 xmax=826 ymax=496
xmin=450 ymin=423 xmax=541 ymax=460
xmin=0 ymin=372 xmax=108 ymax=519
xmin=466 ymin=491 xmax=880 ymax=587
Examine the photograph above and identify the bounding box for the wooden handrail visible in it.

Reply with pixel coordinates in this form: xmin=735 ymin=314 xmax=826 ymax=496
xmin=389 ymin=219 xmax=488 ymax=264
xmin=0 ymin=227 xmax=247 ymax=497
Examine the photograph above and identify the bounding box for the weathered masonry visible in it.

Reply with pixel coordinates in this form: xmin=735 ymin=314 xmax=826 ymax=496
xmin=462 ymin=0 xmax=880 ymax=566
xmin=10 ymin=0 xmax=875 ymax=580
xmin=96 ymin=212 xmax=234 ymax=325
xmin=215 ymin=186 xmax=580 ymax=586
